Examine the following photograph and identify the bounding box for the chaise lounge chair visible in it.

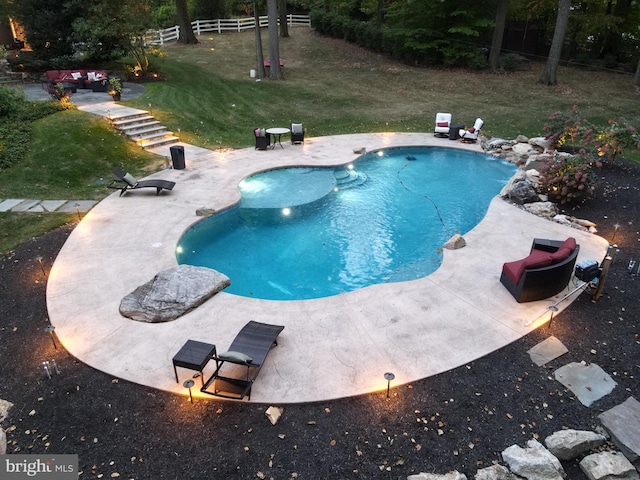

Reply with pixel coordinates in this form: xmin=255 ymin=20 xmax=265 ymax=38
xmin=108 ymin=167 xmax=176 ymax=196
xmin=201 ymin=321 xmax=285 ymax=400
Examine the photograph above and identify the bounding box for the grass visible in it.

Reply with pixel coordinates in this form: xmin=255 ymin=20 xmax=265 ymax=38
xmin=1 ymin=26 xmax=639 ymax=253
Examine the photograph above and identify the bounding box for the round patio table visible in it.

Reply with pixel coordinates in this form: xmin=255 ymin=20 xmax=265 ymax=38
xmin=266 ymin=127 xmax=290 ymax=149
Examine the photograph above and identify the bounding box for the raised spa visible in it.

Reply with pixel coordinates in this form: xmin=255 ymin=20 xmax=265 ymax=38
xmin=176 ymin=147 xmax=517 ymax=300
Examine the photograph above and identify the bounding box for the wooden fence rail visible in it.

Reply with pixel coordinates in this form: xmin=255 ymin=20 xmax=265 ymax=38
xmin=145 ymin=15 xmax=311 ymax=46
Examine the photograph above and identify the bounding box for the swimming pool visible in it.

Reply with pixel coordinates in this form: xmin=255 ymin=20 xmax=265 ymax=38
xmin=176 ymin=147 xmax=517 ymax=300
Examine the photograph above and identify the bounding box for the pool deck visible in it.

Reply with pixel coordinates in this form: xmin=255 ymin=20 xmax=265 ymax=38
xmin=46 ymin=121 xmax=609 ymax=404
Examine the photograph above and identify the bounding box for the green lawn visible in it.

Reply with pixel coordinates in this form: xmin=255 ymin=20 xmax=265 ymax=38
xmin=1 ymin=26 xmax=639 ymax=253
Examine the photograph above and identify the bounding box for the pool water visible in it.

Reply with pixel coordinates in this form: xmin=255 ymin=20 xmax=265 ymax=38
xmin=176 ymin=147 xmax=517 ymax=300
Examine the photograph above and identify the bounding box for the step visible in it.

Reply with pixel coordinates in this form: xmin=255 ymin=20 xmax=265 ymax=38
xmin=127 ymin=126 xmax=169 ymax=139
xmin=139 ymin=136 xmax=180 ymax=149
xmin=111 ymin=114 xmax=155 ymax=127
xmin=133 ymin=130 xmax=174 ymax=143
xmin=118 ymin=120 xmax=162 ymax=134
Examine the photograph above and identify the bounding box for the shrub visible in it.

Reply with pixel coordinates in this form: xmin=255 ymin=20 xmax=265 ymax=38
xmin=538 ymin=153 xmax=598 ymax=205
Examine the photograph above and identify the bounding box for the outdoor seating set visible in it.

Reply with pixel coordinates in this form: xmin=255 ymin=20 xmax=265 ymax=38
xmin=434 ymin=113 xmax=483 ymax=142
xmin=172 ymin=321 xmax=285 ymax=400
xmin=43 ymin=69 xmax=111 ymax=93
xmin=255 ymin=122 xmax=305 ymax=150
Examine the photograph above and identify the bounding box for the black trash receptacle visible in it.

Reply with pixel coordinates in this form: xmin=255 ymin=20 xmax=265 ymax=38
xmin=449 ymin=124 xmax=463 ymax=141
xmin=170 ymin=145 xmax=185 ymax=170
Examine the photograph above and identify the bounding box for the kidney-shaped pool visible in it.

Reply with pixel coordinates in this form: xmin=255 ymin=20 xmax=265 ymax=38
xmin=176 ymin=147 xmax=517 ymax=300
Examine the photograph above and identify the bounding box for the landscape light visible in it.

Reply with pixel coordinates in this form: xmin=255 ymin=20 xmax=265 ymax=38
xmin=384 ymin=372 xmax=395 ymax=398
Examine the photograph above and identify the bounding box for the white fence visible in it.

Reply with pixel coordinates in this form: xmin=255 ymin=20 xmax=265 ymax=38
xmin=145 ymin=14 xmax=311 ymax=46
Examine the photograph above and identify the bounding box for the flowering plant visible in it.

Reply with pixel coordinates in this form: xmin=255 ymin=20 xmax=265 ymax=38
xmin=538 ymin=153 xmax=597 ymax=205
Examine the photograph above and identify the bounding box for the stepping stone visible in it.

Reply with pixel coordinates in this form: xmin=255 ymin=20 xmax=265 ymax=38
xmin=57 ymin=200 xmax=98 ymax=213
xmin=0 ymin=199 xmax=25 ymax=212
xmin=554 ymin=362 xmax=617 ymax=407
xmin=40 ymin=200 xmax=67 ymax=212
xmin=528 ymin=336 xmax=568 ymax=366
xmin=11 ymin=200 xmax=40 ymax=212
xmin=27 ymin=203 xmax=45 ymax=212
xmin=598 ymin=397 xmax=640 ymax=469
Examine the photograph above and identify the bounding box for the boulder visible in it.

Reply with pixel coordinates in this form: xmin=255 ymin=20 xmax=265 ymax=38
xmin=0 ymin=398 xmax=13 ymax=423
xmin=0 ymin=428 xmax=6 ymax=455
xmin=598 ymin=397 xmax=640 ymax=468
xmin=408 ymin=472 xmax=468 ymax=480
xmin=499 ymin=170 xmax=526 ymax=197
xmin=501 ymin=439 xmax=565 ymax=480
xmin=525 ymin=169 xmax=541 ymax=188
xmin=195 ymin=207 xmax=216 ymax=217
xmin=265 ymin=406 xmax=283 ymax=425
xmin=444 ymin=233 xmax=466 ymax=250
xmin=486 ymin=138 xmax=514 ymax=150
xmin=579 ymin=451 xmax=639 ymax=480
xmin=523 ymin=201 xmax=558 ymax=218
xmin=474 ymin=464 xmax=518 ymax=479
xmin=529 ymin=137 xmax=554 ymax=151
xmin=515 ymin=134 xmax=529 ymax=143
xmin=119 ymin=265 xmax=230 ymax=323
xmin=512 ymin=142 xmax=541 ymax=158
xmin=508 ymin=181 xmax=539 ymax=205
xmin=544 ymin=429 xmax=606 ymax=460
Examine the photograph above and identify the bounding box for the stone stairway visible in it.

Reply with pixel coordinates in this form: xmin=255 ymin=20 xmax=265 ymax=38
xmin=109 ymin=110 xmax=179 ymax=149
xmin=0 ymin=59 xmax=23 ymax=85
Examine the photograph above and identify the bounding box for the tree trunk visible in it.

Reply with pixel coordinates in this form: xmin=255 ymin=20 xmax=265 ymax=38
xmin=538 ymin=0 xmax=571 ymax=86
xmin=267 ymin=0 xmax=281 ymax=80
xmin=278 ymin=0 xmax=289 ymax=38
xmin=254 ymin=0 xmax=266 ymax=78
xmin=376 ymin=0 xmax=385 ymax=25
xmin=634 ymin=56 xmax=640 ymax=86
xmin=176 ymin=0 xmax=198 ymax=44
xmin=489 ymin=0 xmax=508 ymax=70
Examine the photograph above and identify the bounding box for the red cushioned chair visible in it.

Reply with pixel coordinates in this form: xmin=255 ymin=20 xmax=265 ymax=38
xmin=500 ymin=238 xmax=579 ymax=303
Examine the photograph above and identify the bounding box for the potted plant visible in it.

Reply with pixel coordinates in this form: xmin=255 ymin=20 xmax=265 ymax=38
xmin=107 ymin=78 xmax=122 ymax=101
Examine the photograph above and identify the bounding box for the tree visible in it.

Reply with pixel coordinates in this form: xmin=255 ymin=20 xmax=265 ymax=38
xmin=12 ymin=0 xmax=76 ymax=61
xmin=634 ymin=56 xmax=640 ymax=86
xmin=176 ymin=0 xmax=198 ymax=44
xmin=489 ymin=0 xmax=508 ymax=70
xmin=73 ymin=0 xmax=152 ymax=66
xmin=254 ymin=0 xmax=266 ymax=78
xmin=267 ymin=0 xmax=281 ymax=79
xmin=539 ymin=0 xmax=571 ymax=86
xmin=278 ymin=0 xmax=289 ymax=38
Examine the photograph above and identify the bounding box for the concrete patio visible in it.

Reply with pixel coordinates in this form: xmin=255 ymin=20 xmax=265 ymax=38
xmin=45 ymin=118 xmax=609 ymax=404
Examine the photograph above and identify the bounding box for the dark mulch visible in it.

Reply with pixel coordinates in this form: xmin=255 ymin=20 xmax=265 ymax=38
xmin=1 ymin=160 xmax=638 ymax=479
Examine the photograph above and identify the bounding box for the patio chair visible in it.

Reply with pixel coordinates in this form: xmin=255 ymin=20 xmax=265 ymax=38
xmin=500 ymin=237 xmax=580 ymax=303
xmin=254 ymin=128 xmax=271 ymax=150
xmin=108 ymin=167 xmax=175 ymax=196
xmin=459 ymin=118 xmax=483 ymax=143
xmin=434 ymin=113 xmax=452 ymax=137
xmin=291 ymin=122 xmax=305 ymax=144
xmin=201 ymin=321 xmax=285 ymax=400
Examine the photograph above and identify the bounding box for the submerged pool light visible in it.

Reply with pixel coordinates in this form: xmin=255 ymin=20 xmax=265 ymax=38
xmin=282 ymin=207 xmax=291 ymax=216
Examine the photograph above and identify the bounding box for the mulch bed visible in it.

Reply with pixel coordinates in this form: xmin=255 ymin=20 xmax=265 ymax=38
xmin=1 ymin=160 xmax=638 ymax=479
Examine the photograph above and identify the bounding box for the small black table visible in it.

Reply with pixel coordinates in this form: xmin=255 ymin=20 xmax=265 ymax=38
xmin=172 ymin=340 xmax=216 ymax=387
xmin=449 ymin=124 xmax=463 ymax=141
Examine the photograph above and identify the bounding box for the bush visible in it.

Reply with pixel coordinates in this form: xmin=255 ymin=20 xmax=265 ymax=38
xmin=538 ymin=153 xmax=598 ymax=205
xmin=0 ymin=86 xmax=64 ymax=170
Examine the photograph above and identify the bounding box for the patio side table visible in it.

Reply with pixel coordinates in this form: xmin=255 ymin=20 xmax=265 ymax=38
xmin=172 ymin=340 xmax=216 ymax=387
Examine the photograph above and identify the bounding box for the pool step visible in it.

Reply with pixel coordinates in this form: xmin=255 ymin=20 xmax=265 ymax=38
xmin=334 ymin=168 xmax=367 ymax=189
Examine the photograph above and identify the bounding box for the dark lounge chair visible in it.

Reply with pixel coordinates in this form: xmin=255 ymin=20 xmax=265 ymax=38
xmin=201 ymin=321 xmax=284 ymax=400
xmin=108 ymin=167 xmax=175 ymax=196
xmin=500 ymin=237 xmax=580 ymax=303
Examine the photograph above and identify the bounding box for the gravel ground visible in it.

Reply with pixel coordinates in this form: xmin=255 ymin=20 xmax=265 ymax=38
xmin=1 ymin=159 xmax=638 ymax=479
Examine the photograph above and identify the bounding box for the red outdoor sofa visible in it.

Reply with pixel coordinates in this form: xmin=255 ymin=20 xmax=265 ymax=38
xmin=500 ymin=237 xmax=580 ymax=303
